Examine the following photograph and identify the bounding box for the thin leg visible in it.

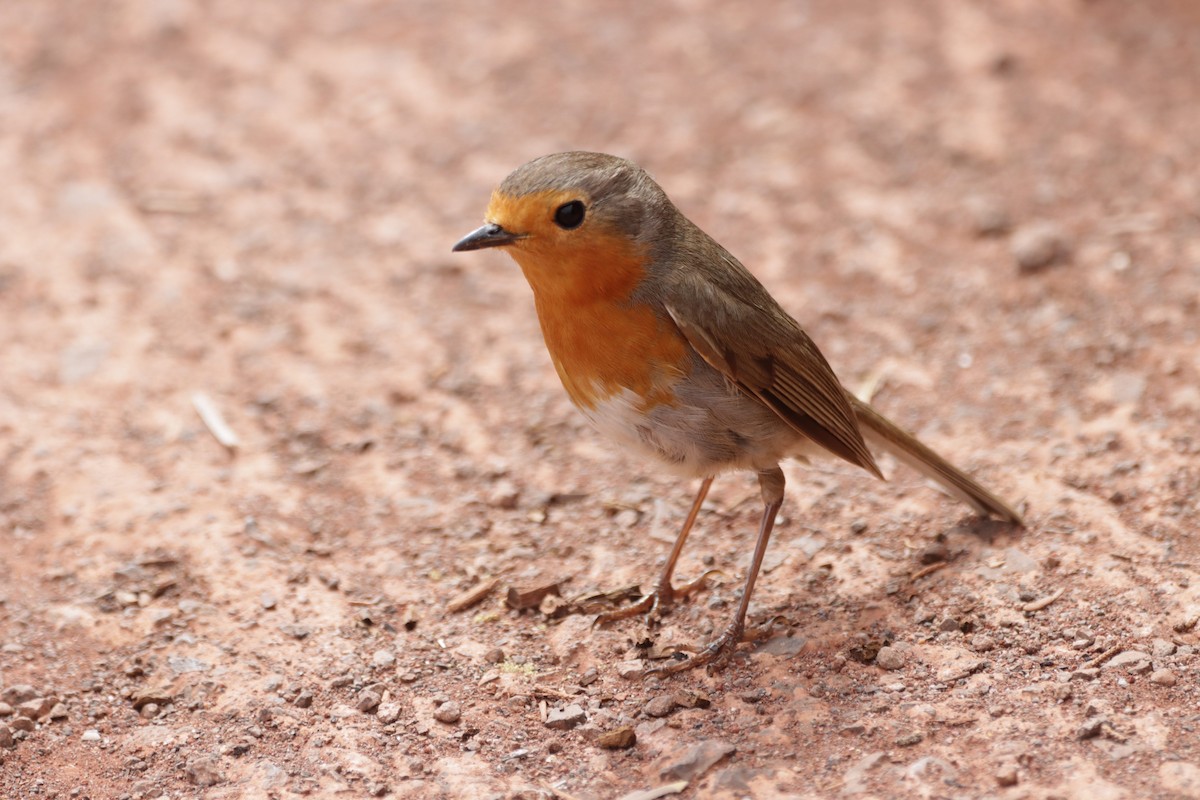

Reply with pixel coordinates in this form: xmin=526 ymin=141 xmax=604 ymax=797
xmin=595 ymin=476 xmax=714 ymax=624
xmin=647 ymin=466 xmax=785 ymax=675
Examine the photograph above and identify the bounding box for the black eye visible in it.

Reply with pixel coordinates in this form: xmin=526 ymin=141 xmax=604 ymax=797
xmin=554 ymin=200 xmax=585 ymax=229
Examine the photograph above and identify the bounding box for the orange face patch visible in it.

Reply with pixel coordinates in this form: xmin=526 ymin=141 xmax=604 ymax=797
xmin=484 ymin=190 xmax=688 ymax=410
xmin=485 ymin=189 xmax=642 ymax=304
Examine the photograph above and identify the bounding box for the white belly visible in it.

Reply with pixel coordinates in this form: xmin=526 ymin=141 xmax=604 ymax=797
xmin=577 ymin=369 xmax=812 ymax=479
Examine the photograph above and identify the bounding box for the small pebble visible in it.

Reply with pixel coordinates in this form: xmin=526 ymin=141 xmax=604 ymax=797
xmin=1173 ymin=610 xmax=1199 ymax=633
xmin=377 ymin=702 xmax=402 ymax=724
xmin=920 ymin=542 xmax=949 ymax=564
xmin=1012 ymin=222 xmax=1069 ymax=271
xmin=660 ymin=739 xmax=736 ymax=781
xmin=2 ymin=685 xmax=37 ymax=705
xmin=895 ymin=731 xmax=923 ymax=747
xmin=9 ymin=717 xmax=34 ymax=732
xmin=433 ymin=701 xmax=461 ymax=724
xmin=913 ymin=606 xmax=936 ymax=625
xmin=1151 ymin=639 xmax=1176 ymax=658
xmin=488 ymin=481 xmax=520 ymax=509
xmin=279 ymin=624 xmax=311 ymax=640
xmin=1104 ymin=650 xmax=1152 ymax=674
xmin=738 ymin=689 xmax=768 ymax=704
xmin=16 ymin=699 xmax=46 ymax=719
xmin=1150 ymin=668 xmax=1177 ymax=687
xmin=186 ymin=757 xmax=223 ymax=787
xmin=82 ymin=729 xmax=101 ymax=742
xmin=672 ymin=689 xmax=711 ymax=709
xmin=996 ymin=763 xmax=1019 ymax=787
xmin=372 ymin=650 xmax=396 ymax=669
xmin=937 ymin=659 xmax=986 ymax=682
xmin=356 ymin=690 xmax=382 ymax=713
xmin=596 ymin=726 xmax=636 ymax=749
xmin=614 ymin=508 xmax=640 ymax=528
xmin=966 ymin=195 xmax=1010 ymax=236
xmin=616 ymin=660 xmax=645 ymax=679
xmin=971 ymin=634 xmax=996 ymax=652
xmin=544 ymin=703 xmax=586 ymax=730
xmin=0 ymin=724 xmax=13 ymax=749
xmin=1078 ymin=716 xmax=1107 ymax=740
xmin=875 ymin=646 xmax=906 ymax=671
xmin=644 ymin=695 xmax=677 ymax=718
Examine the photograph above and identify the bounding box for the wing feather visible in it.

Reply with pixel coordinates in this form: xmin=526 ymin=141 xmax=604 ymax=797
xmin=663 ymin=251 xmax=881 ymax=478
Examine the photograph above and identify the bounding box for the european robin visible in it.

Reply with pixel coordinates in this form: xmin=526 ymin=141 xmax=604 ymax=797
xmin=453 ymin=152 xmax=1022 ymax=674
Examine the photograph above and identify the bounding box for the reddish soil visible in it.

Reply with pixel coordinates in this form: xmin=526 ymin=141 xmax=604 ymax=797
xmin=2 ymin=1 xmax=1199 ymax=798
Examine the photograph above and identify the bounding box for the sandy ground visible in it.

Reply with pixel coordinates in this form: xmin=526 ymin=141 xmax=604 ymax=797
xmin=2 ymin=1 xmax=1200 ymax=798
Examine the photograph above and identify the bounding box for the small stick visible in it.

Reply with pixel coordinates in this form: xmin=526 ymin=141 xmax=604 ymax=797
xmin=541 ymin=783 xmax=585 ymax=800
xmin=1022 ymin=587 xmax=1064 ymax=612
xmin=1084 ymin=644 xmax=1123 ymax=669
xmin=191 ymin=392 xmax=239 ymax=450
xmin=615 ymin=782 xmax=690 ymax=800
xmin=446 ymin=577 xmax=500 ymax=613
xmin=911 ymin=561 xmax=948 ymax=581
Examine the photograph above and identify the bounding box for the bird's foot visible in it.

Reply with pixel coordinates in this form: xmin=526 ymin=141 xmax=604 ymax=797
xmin=643 ymin=618 xmax=746 ymax=676
xmin=592 ymin=572 xmax=713 ymax=626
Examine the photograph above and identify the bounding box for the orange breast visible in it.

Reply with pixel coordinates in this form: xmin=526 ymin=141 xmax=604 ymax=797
xmin=508 ymin=227 xmax=689 ymax=412
xmin=536 ymin=293 xmax=689 ymax=411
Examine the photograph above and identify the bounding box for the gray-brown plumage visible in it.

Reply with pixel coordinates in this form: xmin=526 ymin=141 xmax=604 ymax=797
xmin=454 ymin=151 xmax=1023 ymax=673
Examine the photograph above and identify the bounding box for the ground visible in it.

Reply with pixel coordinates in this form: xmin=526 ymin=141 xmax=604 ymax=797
xmin=1 ymin=1 xmax=1199 ymax=798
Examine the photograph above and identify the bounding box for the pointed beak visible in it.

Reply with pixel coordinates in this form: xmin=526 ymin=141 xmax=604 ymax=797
xmin=452 ymin=223 xmax=523 ymax=252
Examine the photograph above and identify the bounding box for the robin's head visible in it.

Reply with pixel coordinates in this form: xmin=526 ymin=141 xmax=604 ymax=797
xmin=453 ymin=152 xmax=673 ymax=300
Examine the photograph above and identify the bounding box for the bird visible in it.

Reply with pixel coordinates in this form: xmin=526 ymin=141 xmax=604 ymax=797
xmin=452 ymin=151 xmax=1023 ymax=674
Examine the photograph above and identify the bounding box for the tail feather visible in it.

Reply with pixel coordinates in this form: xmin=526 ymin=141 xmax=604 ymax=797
xmin=849 ymin=394 xmax=1024 ymax=526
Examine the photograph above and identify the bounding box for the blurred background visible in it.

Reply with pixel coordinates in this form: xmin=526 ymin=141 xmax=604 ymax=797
xmin=1 ymin=1 xmax=1198 ymax=797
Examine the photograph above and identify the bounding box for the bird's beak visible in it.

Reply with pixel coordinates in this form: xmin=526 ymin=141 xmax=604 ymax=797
xmin=452 ymin=223 xmax=523 ymax=252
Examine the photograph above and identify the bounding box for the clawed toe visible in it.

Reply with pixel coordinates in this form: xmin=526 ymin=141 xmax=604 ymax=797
xmin=643 ymin=621 xmax=746 ymax=676
xmin=592 ymin=572 xmax=713 ymax=628
xmin=592 ymin=592 xmax=656 ymax=626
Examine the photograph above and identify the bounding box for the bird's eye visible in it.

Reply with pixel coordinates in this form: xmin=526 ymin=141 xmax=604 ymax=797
xmin=553 ymin=200 xmax=586 ymax=230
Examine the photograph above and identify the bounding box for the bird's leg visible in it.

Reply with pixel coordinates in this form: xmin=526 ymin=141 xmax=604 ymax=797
xmin=647 ymin=467 xmax=784 ymax=675
xmin=594 ymin=476 xmax=713 ymax=624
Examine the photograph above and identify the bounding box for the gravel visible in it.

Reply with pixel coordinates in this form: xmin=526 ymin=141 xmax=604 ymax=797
xmin=433 ymin=701 xmax=462 ymax=724
xmin=1012 ymin=222 xmax=1069 ymax=271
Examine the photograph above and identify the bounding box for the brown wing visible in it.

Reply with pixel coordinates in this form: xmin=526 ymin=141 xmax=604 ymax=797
xmin=850 ymin=395 xmax=1024 ymax=524
xmin=663 ymin=251 xmax=882 ymax=479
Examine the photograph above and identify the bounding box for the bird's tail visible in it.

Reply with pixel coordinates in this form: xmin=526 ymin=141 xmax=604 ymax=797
xmin=848 ymin=394 xmax=1024 ymax=526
